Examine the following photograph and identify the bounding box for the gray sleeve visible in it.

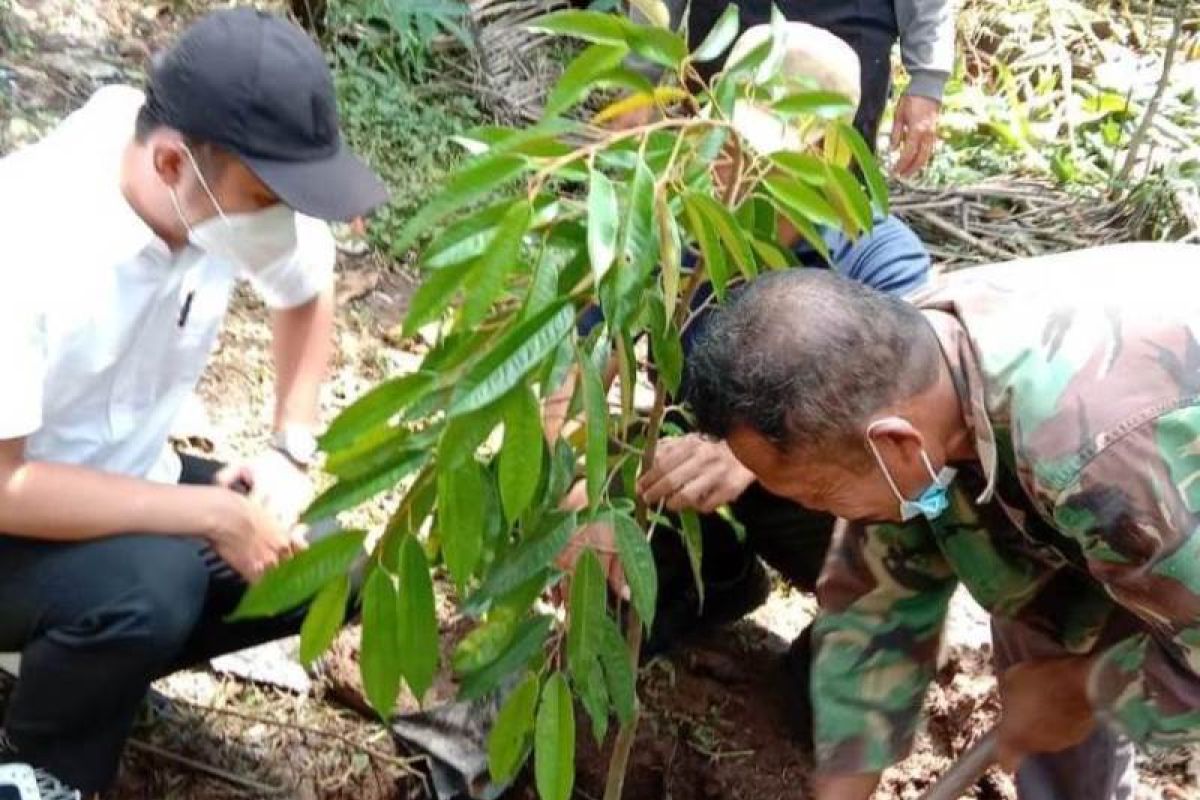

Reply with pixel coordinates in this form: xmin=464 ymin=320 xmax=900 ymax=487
xmin=894 ymin=0 xmax=956 ymax=101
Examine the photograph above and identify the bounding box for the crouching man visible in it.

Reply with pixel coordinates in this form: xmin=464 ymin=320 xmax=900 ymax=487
xmin=0 ymin=8 xmax=388 ymax=798
xmin=687 ymin=242 xmax=1200 ymax=799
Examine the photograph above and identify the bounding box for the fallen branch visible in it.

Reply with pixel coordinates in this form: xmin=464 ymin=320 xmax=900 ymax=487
xmin=127 ymin=738 xmax=289 ymax=796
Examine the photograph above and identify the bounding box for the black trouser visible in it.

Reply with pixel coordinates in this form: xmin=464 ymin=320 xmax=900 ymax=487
xmin=647 ymin=480 xmax=837 ymax=657
xmin=0 ymin=456 xmax=314 ymax=794
xmin=688 ymin=0 xmax=900 ymax=147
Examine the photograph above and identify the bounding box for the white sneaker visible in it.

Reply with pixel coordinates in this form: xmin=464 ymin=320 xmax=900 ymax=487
xmin=0 ymin=733 xmax=81 ymax=800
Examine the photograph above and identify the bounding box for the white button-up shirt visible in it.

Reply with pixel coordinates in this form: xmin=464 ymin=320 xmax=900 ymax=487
xmin=0 ymin=85 xmax=335 ymax=482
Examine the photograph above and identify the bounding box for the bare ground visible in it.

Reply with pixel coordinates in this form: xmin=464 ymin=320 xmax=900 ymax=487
xmin=2 ymin=1 xmax=1199 ymax=798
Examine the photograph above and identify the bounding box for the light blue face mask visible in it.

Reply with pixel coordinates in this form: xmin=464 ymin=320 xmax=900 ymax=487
xmin=865 ymin=420 xmax=957 ymax=522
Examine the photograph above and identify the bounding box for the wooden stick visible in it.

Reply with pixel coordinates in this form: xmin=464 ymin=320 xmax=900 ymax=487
xmin=127 ymin=738 xmax=289 ymax=796
xmin=916 ymin=211 xmax=1021 ymax=261
xmin=1116 ymin=0 xmax=1187 ymax=186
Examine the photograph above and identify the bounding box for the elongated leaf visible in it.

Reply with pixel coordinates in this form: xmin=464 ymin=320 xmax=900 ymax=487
xmin=298 ymin=575 xmax=351 ymax=665
xmin=397 ymin=536 xmax=439 ymax=702
xmin=692 ymin=3 xmax=739 ymax=62
xmin=302 ymin=451 xmax=427 ymax=523
xmin=649 ymin=318 xmax=683 ymax=395
xmin=625 ymin=23 xmax=688 ymax=69
xmin=697 ymin=193 xmax=757 ymax=279
xmin=522 ymin=241 xmax=560 ymax=323
xmin=628 ymin=0 xmax=669 ymax=27
xmin=762 ymin=174 xmax=842 ymax=228
xmin=453 ymin=606 xmax=519 ymax=674
xmin=450 ymin=302 xmax=574 ymax=417
xmin=361 ymin=568 xmax=403 ymax=717
xmin=836 ymin=121 xmax=890 ymax=215
xmin=460 ymin=201 xmax=534 ymax=327
xmin=547 ymin=43 xmax=629 ymax=117
xmin=320 ymin=372 xmax=436 ymax=453
xmin=655 ymin=192 xmax=681 ymax=313
xmin=499 ymin=384 xmax=544 ymax=521
xmin=594 ymin=66 xmax=655 ymax=95
xmin=403 ymin=259 xmax=476 ymax=336
xmin=394 ymin=154 xmax=528 ymax=255
xmin=381 ymin=467 xmax=438 ymax=566
xmin=527 ymin=10 xmax=627 ymax=44
xmin=586 ymin=167 xmax=619 ymax=282
xmin=750 ymin=236 xmax=793 ymax=269
xmin=464 ymin=511 xmax=576 ymax=614
xmin=324 ymin=425 xmax=430 ymax=482
xmin=756 ymin=4 xmax=787 ymax=84
xmin=772 ymin=197 xmax=832 ymax=264
xmin=439 ymin=400 xmax=504 ymax=468
xmin=722 ymin=38 xmax=771 ymax=82
xmin=424 ymin=195 xmax=560 ymax=270
xmin=460 ymin=615 xmax=553 ymax=700
xmin=824 ymin=163 xmax=873 ymax=234
xmin=611 ymin=512 xmax=657 ymax=630
xmin=535 ymin=672 xmax=576 ymax=800
xmin=602 ymin=157 xmax=658 ymax=329
xmin=682 ymin=191 xmax=729 ymax=300
xmin=576 ymin=655 xmax=610 ymax=743
xmin=772 ymin=90 xmax=856 ymax=119
xmin=232 ymin=529 xmax=366 ymax=619
xmin=578 ymin=344 xmax=608 ymax=508
xmin=488 ymin=672 xmax=540 ymax=783
xmin=678 ymin=510 xmax=705 ymax=608
xmin=567 ymin=549 xmax=607 ymax=670
xmin=770 ymin=152 xmax=828 ymax=186
xmin=439 ymin=459 xmax=487 ymax=588
xmin=597 ymin=614 xmax=636 ymax=725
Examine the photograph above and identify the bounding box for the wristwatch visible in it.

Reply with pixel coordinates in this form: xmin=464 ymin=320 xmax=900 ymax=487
xmin=271 ymin=425 xmax=319 ymax=468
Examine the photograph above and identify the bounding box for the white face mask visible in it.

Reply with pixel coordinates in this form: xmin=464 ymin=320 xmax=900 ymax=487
xmin=167 ymin=144 xmax=298 ymax=274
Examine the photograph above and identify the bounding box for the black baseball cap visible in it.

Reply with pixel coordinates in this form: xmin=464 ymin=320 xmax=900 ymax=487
xmin=146 ymin=7 xmax=389 ymax=221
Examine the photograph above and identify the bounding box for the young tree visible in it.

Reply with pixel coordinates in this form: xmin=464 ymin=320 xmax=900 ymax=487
xmin=234 ymin=6 xmax=887 ymax=798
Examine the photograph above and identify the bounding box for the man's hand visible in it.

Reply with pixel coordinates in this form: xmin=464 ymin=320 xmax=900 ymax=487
xmin=890 ymin=94 xmax=941 ymax=178
xmin=637 ymin=434 xmax=757 ymax=513
xmin=996 ymin=656 xmax=1097 ymax=772
xmin=555 ymin=480 xmax=628 ymax=599
xmin=216 ymin=449 xmax=314 ymax=530
xmin=204 ymin=489 xmax=301 ymax=582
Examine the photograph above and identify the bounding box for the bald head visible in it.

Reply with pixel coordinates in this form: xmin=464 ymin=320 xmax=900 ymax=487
xmin=686 ymin=269 xmax=941 ymax=458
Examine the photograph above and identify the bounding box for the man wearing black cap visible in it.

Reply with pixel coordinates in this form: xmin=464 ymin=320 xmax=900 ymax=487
xmin=0 ymin=8 xmax=387 ymax=798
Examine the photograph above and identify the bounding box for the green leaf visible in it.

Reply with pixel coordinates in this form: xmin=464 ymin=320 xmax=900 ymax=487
xmin=320 ymin=372 xmax=436 ymax=453
xmin=361 ymin=567 xmax=403 ymax=718
xmin=770 ymin=152 xmax=829 ymax=186
xmin=678 ymin=510 xmax=705 ymax=608
xmin=439 ymin=400 xmax=504 ymax=468
xmin=403 ymin=259 xmax=476 ymax=336
xmin=544 ymin=438 xmax=578 ymax=511
xmin=762 ymin=174 xmax=842 ymax=228
xmin=547 ymin=43 xmax=629 ymax=117
xmin=722 ymin=38 xmax=771 ymax=83
xmin=499 ymin=384 xmax=545 ymax=521
xmin=528 ymin=10 xmax=628 ymax=45
xmin=611 ymin=512 xmax=657 ymax=630
xmin=697 ymin=194 xmax=757 ymax=280
xmin=488 ymin=672 xmax=540 ymax=784
xmin=756 ymin=4 xmax=788 ymax=84
xmin=594 ymin=66 xmax=655 ymax=95
xmin=460 ymin=615 xmax=553 ymax=700
xmin=576 ymin=655 xmax=610 ymax=742
xmin=302 ymin=451 xmax=427 ymax=523
xmin=625 ymin=23 xmax=688 ymax=69
xmin=535 ymin=672 xmax=576 ymax=800
xmin=567 ymin=549 xmax=607 ymax=670
xmin=464 ymin=511 xmax=576 ymax=614
xmin=586 ymin=167 xmax=619 ymax=282
xmin=450 ymin=302 xmax=574 ymax=417
xmin=460 ymin=200 xmax=534 ymax=328
xmin=772 ymin=90 xmax=856 ymax=119
xmin=232 ymin=530 xmax=366 ymax=619
xmin=324 ymin=425 xmax=430 ymax=482
xmin=397 ymin=536 xmax=439 ymax=702
xmin=381 ymin=467 xmax=438 ymax=565
xmin=824 ymin=163 xmax=873 ymax=235
xmin=682 ymin=191 xmax=730 ymax=300
xmin=655 ymin=192 xmax=681 ymax=313
xmin=649 ymin=318 xmax=683 ymax=395
xmin=835 ymin=121 xmax=889 ymax=215
xmin=394 ymin=154 xmax=528 ymax=255
xmin=298 ymin=575 xmax=351 ymax=665
xmin=771 ymin=197 xmax=832 ymax=264
xmin=439 ymin=459 xmax=488 ymax=588
xmin=597 ymin=614 xmax=636 ymax=725
xmin=750 ymin=237 xmax=793 ymax=269
xmin=692 ymin=3 xmax=739 ymax=62
xmin=578 ymin=344 xmax=609 ymax=508
xmin=453 ymin=606 xmax=520 ymax=674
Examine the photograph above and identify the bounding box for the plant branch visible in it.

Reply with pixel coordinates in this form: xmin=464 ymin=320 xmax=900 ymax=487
xmin=1115 ymin=0 xmax=1186 ymax=187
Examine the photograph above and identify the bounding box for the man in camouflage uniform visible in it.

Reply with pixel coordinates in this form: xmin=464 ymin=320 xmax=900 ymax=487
xmin=686 ymin=242 xmax=1200 ymax=799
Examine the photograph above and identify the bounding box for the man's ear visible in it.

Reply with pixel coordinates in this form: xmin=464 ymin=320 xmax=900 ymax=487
xmin=150 ymin=135 xmax=187 ymax=188
xmin=864 ymin=416 xmax=926 ymax=470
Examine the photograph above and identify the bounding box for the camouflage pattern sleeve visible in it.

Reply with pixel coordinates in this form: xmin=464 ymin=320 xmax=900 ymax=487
xmin=1054 ymin=405 xmax=1200 ymax=747
xmin=812 ymin=514 xmax=959 ymax=774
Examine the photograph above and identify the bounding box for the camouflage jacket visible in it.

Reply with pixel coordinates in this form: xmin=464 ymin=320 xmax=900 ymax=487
xmin=812 ymin=243 xmax=1200 ymax=774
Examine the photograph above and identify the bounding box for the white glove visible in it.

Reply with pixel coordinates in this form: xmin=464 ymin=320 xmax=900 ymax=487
xmin=216 ymin=449 xmax=315 ymax=533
